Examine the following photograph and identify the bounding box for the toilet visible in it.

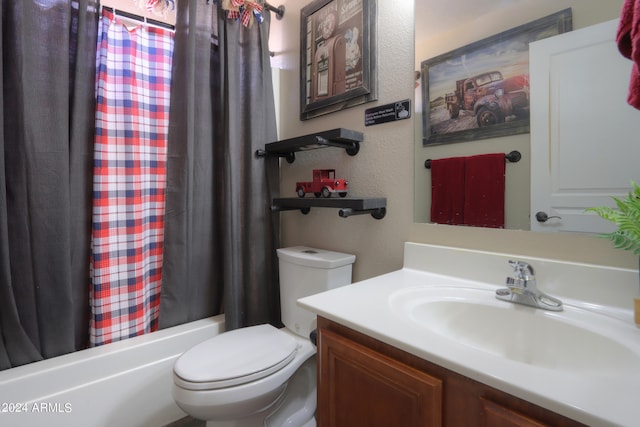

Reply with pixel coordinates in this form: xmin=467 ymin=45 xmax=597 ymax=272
xmin=172 ymin=246 xmax=356 ymax=427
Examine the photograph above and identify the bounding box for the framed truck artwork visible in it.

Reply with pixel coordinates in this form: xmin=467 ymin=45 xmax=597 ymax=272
xmin=420 ymin=9 xmax=572 ymax=146
xmin=300 ymin=0 xmax=378 ymax=120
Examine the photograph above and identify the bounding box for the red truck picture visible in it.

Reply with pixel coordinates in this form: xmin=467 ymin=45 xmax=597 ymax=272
xmin=296 ymin=169 xmax=348 ymax=198
xmin=445 ymin=70 xmax=530 ymax=127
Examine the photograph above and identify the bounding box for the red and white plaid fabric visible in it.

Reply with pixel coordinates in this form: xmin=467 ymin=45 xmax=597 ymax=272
xmin=90 ymin=9 xmax=174 ymax=346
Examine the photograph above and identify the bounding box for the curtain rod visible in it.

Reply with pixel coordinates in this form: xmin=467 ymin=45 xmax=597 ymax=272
xmin=101 ymin=5 xmax=175 ymax=31
xmin=204 ymin=1 xmax=285 ymax=20
xmin=263 ymin=3 xmax=285 ymax=20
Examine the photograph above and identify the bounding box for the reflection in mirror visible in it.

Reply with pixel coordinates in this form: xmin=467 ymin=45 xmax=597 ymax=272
xmin=413 ymin=0 xmax=626 ymax=231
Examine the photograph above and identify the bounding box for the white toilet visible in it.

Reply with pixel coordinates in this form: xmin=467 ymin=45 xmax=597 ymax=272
xmin=172 ymin=246 xmax=356 ymax=427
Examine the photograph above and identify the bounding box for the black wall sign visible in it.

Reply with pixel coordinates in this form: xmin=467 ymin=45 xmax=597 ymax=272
xmin=364 ymin=99 xmax=411 ymax=126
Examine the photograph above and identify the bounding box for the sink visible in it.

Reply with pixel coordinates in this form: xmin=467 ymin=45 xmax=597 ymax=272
xmin=299 ymin=244 xmax=640 ymax=426
xmin=389 ymin=286 xmax=640 ymax=374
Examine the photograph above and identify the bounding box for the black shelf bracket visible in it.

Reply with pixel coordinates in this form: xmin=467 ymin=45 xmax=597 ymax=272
xmin=339 ymin=207 xmax=386 ymax=220
xmin=272 ymin=197 xmax=387 ymax=220
xmin=256 ymin=128 xmax=363 ymax=164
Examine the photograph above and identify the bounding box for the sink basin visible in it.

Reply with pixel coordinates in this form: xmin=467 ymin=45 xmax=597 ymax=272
xmin=389 ymin=286 xmax=640 ymax=374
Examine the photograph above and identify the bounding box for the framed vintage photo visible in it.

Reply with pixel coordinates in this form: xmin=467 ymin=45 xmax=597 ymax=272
xmin=300 ymin=0 xmax=378 ymax=120
xmin=420 ymin=8 xmax=572 ymax=145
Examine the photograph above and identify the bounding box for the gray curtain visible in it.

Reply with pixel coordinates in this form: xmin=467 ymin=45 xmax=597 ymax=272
xmin=217 ymin=4 xmax=281 ymax=330
xmin=0 ymin=0 xmax=280 ymax=371
xmin=158 ymin=0 xmax=282 ymax=331
xmin=159 ymin=1 xmax=224 ymax=327
xmin=0 ymin=0 xmax=98 ymax=370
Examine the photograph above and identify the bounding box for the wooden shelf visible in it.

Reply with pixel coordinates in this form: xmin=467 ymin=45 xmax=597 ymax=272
xmin=272 ymin=197 xmax=386 ymax=219
xmin=262 ymin=128 xmax=386 ymax=220
xmin=258 ymin=128 xmax=363 ymax=163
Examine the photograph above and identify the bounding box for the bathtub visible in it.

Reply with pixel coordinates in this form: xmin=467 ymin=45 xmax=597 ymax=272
xmin=0 ymin=315 xmax=225 ymax=427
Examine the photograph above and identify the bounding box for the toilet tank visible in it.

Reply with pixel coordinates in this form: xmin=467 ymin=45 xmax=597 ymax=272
xmin=277 ymin=246 xmax=355 ymax=338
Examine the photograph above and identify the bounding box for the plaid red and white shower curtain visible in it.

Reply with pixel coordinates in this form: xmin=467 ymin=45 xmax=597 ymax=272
xmin=90 ymin=9 xmax=174 ymax=346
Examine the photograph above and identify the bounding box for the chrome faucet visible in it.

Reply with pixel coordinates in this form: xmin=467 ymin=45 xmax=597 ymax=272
xmin=495 ymin=260 xmax=563 ymax=311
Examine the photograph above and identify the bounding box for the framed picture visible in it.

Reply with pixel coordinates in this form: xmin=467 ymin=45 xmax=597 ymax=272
xmin=300 ymin=0 xmax=378 ymax=120
xmin=420 ymin=8 xmax=572 ymax=145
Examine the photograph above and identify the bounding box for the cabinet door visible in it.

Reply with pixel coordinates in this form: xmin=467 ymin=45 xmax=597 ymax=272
xmin=481 ymin=398 xmax=548 ymax=427
xmin=318 ymin=328 xmax=442 ymax=427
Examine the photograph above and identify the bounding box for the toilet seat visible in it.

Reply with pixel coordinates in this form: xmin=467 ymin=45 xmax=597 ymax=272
xmin=173 ymin=324 xmax=298 ymax=391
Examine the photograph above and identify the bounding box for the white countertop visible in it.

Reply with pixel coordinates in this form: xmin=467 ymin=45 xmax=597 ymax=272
xmin=298 ymin=243 xmax=640 ymax=427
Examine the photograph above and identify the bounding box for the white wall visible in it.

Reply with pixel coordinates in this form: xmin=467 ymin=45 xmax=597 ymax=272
xmin=270 ymin=0 xmax=637 ymax=283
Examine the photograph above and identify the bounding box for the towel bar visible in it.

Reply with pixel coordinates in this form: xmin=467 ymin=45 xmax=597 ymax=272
xmin=424 ymin=150 xmax=521 ymax=169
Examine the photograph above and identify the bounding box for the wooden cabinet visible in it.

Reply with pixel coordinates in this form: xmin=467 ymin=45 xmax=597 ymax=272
xmin=318 ymin=327 xmax=442 ymax=426
xmin=480 ymin=398 xmax=549 ymax=427
xmin=317 ymin=317 xmax=587 ymax=427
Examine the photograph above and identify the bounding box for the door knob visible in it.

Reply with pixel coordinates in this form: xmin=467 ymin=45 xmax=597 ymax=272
xmin=535 ymin=211 xmax=562 ymax=223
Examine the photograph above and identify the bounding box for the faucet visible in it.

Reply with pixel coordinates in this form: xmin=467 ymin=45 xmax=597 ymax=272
xmin=495 ymin=260 xmax=563 ymax=311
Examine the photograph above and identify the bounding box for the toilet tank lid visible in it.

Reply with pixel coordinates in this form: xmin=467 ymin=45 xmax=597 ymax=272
xmin=277 ymin=246 xmax=356 ymax=269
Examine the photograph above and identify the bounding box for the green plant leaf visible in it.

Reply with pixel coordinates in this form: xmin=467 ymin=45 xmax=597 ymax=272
xmin=586 ymin=181 xmax=640 ymax=255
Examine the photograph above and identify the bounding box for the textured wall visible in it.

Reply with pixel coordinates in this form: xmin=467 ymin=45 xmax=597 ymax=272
xmin=270 ymin=0 xmax=636 ymax=282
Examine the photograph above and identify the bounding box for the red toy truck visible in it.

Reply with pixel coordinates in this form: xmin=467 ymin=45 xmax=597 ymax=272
xmin=296 ymin=169 xmax=348 ymax=198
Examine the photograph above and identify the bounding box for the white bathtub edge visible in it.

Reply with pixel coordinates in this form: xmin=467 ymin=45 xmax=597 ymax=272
xmin=0 ymin=315 xmax=225 ymax=427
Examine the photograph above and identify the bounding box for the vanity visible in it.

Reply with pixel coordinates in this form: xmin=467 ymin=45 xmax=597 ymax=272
xmin=298 ymin=243 xmax=640 ymax=427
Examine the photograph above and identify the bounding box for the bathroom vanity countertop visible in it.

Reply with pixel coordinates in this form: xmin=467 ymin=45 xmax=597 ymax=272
xmin=297 ymin=243 xmax=640 ymax=427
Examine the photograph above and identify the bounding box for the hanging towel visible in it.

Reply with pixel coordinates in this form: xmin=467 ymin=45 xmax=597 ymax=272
xmin=617 ymin=0 xmax=640 ymax=109
xmin=463 ymin=154 xmax=506 ymax=228
xmin=430 ymin=157 xmax=466 ymax=225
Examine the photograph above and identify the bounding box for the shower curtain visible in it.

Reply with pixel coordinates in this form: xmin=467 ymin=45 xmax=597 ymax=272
xmin=159 ymin=1 xmax=281 ymax=331
xmin=1 ymin=0 xmax=279 ymax=370
xmin=0 ymin=0 xmax=98 ymax=369
xmin=89 ymin=8 xmax=175 ymax=346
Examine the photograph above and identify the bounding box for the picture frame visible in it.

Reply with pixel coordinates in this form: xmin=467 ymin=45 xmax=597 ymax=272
xmin=300 ymin=0 xmax=378 ymax=120
xmin=420 ymin=8 xmax=572 ymax=146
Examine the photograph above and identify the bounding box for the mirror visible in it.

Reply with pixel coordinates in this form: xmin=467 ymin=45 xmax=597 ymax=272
xmin=413 ymin=0 xmax=624 ymax=230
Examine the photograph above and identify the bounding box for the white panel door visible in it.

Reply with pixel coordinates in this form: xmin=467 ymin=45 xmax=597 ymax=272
xmin=530 ymin=19 xmax=640 ymax=233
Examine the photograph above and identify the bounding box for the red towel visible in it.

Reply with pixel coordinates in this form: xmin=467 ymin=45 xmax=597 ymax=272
xmin=617 ymin=0 xmax=640 ymax=109
xmin=463 ymin=154 xmax=506 ymax=228
xmin=430 ymin=157 xmax=465 ymax=225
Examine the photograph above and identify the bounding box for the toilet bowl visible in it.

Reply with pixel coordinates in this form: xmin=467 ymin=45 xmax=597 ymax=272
xmin=173 ymin=325 xmax=316 ymax=425
xmin=172 ymin=246 xmax=355 ymax=427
